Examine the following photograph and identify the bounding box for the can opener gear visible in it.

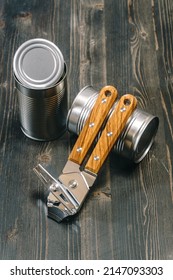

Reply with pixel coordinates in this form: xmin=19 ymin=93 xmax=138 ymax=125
xmin=34 ymin=86 xmax=137 ymax=222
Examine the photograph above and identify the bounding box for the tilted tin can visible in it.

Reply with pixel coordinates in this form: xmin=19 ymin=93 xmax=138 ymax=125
xmin=13 ymin=38 xmax=67 ymax=141
xmin=67 ymin=86 xmax=159 ymax=163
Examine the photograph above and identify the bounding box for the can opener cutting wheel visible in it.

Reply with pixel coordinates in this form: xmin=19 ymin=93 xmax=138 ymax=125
xmin=34 ymin=86 xmax=137 ymax=222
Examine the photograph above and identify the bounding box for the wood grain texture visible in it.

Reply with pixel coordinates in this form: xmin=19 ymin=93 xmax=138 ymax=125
xmin=68 ymin=85 xmax=118 ymax=165
xmin=85 ymin=94 xmax=137 ymax=174
xmin=0 ymin=0 xmax=172 ymax=260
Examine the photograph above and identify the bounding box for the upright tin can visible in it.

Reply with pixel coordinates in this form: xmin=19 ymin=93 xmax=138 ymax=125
xmin=13 ymin=38 xmax=67 ymax=141
xmin=67 ymin=86 xmax=159 ymax=163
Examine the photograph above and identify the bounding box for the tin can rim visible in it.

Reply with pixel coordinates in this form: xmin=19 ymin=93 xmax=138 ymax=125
xmin=66 ymin=85 xmax=97 ymax=131
xmin=14 ymin=63 xmax=67 ymax=98
xmin=13 ymin=38 xmax=64 ymax=89
xmin=133 ymin=115 xmax=159 ymax=163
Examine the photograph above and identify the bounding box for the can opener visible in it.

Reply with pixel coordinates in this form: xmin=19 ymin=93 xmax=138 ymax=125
xmin=34 ymin=86 xmax=137 ymax=222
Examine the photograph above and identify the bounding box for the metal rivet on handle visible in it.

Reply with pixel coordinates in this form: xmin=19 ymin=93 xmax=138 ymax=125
xmin=107 ymin=131 xmax=113 ymax=137
xmin=101 ymin=98 xmax=107 ymax=103
xmin=120 ymin=107 xmax=126 ymax=112
xmin=94 ymin=156 xmax=100 ymax=161
xmin=89 ymin=122 xmax=95 ymax=128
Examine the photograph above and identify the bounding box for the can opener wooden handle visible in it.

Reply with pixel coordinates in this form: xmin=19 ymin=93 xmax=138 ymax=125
xmin=34 ymin=86 xmax=137 ymax=222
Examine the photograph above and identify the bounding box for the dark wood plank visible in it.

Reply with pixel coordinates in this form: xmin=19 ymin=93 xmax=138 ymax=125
xmin=0 ymin=0 xmax=172 ymax=260
xmin=78 ymin=0 xmax=116 ymax=259
xmin=0 ymin=0 xmax=72 ymax=260
xmin=105 ymin=0 xmax=173 ymax=259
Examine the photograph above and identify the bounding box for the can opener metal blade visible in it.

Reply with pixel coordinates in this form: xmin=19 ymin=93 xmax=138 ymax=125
xmin=33 ymin=86 xmax=137 ymax=222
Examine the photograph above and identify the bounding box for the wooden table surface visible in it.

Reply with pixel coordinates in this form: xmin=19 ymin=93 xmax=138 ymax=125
xmin=0 ymin=0 xmax=173 ymax=260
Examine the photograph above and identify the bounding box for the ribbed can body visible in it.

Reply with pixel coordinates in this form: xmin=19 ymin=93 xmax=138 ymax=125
xmin=67 ymin=86 xmax=159 ymax=163
xmin=15 ymin=70 xmax=67 ymax=140
xmin=13 ymin=38 xmax=67 ymax=141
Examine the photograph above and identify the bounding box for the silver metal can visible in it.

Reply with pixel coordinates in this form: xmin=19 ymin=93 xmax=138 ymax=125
xmin=13 ymin=38 xmax=67 ymax=141
xmin=67 ymin=86 xmax=159 ymax=163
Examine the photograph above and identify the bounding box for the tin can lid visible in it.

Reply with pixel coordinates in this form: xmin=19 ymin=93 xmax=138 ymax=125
xmin=13 ymin=38 xmax=64 ymax=89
